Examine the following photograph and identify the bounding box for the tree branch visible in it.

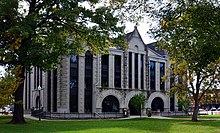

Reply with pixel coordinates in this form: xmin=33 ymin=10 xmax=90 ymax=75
xmin=198 ymin=76 xmax=216 ymax=102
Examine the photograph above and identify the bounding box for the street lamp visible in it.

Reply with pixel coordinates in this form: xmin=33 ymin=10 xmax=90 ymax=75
xmin=37 ymin=85 xmax=42 ymax=121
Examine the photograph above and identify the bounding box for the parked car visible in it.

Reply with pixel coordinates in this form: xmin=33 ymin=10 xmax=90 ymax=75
xmin=210 ymin=108 xmax=217 ymax=111
xmin=198 ymin=109 xmax=208 ymax=115
xmin=217 ymin=108 xmax=220 ymax=111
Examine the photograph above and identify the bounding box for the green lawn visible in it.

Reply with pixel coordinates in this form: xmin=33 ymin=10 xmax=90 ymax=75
xmin=0 ymin=115 xmax=220 ymax=133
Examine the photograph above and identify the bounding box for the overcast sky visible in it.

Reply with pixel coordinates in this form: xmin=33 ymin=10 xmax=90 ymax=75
xmin=125 ymin=21 xmax=156 ymax=44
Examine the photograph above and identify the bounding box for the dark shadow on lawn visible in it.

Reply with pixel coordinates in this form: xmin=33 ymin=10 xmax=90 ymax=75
xmin=0 ymin=116 xmax=181 ymax=133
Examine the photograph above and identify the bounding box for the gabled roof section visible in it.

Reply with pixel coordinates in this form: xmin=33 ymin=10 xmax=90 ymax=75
xmin=147 ymin=42 xmax=167 ymax=57
xmin=125 ymin=26 xmax=145 ymax=45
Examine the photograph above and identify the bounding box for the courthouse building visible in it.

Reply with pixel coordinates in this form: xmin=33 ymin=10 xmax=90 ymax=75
xmin=23 ymin=27 xmax=178 ymax=118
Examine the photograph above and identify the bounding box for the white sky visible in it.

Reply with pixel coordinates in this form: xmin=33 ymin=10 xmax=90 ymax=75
xmin=125 ymin=22 xmax=155 ymax=44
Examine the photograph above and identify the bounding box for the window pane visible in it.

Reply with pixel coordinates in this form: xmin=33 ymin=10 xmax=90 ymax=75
xmin=114 ymin=55 xmax=121 ymax=88
xmin=150 ymin=61 xmax=155 ymax=90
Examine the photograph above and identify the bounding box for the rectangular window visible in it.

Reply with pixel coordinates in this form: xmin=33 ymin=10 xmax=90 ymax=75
xmin=150 ymin=61 xmax=156 ymax=90
xmin=70 ymin=55 xmax=78 ymax=112
xmin=114 ymin=55 xmax=121 ymax=88
xmin=101 ymin=55 xmax=109 ymax=87
xmin=160 ymin=62 xmax=165 ymax=91
xmin=25 ymin=71 xmax=28 ymax=110
xmin=28 ymin=71 xmax=31 ymax=109
xmin=53 ymin=69 xmax=57 ymax=112
xmin=34 ymin=67 xmax=36 ymax=90
xmin=85 ymin=52 xmax=93 ymax=112
xmin=170 ymin=93 xmax=175 ymax=111
xmin=135 ymin=53 xmax=138 ymax=89
xmin=128 ymin=52 xmax=132 ymax=88
xmin=140 ymin=55 xmax=144 ymax=89
xmin=40 ymin=69 xmax=42 ymax=87
xmin=37 ymin=67 xmax=39 ymax=87
xmin=47 ymin=71 xmax=51 ymax=112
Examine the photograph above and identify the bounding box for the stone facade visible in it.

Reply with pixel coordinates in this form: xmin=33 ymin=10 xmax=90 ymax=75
xmin=23 ymin=27 xmax=177 ymax=116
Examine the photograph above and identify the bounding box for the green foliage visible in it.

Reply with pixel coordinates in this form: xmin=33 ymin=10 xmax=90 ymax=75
xmin=0 ymin=0 xmax=130 ymax=70
xmin=177 ymin=98 xmax=190 ymax=114
xmin=0 ymin=69 xmax=17 ymax=107
xmin=151 ymin=0 xmax=220 ymax=121
xmin=130 ymin=93 xmax=146 ymax=115
xmin=1 ymin=0 xmax=142 ymax=123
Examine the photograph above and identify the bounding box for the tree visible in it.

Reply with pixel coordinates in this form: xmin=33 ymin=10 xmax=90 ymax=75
xmin=151 ymin=0 xmax=220 ymax=121
xmin=130 ymin=93 xmax=146 ymax=117
xmin=177 ymin=97 xmax=191 ymax=115
xmin=0 ymin=68 xmax=19 ymax=108
xmin=0 ymin=0 xmax=133 ymax=124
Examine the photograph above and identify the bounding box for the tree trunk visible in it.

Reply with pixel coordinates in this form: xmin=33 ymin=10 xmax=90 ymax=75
xmin=8 ymin=66 xmax=26 ymax=124
xmin=192 ymin=98 xmax=199 ymax=122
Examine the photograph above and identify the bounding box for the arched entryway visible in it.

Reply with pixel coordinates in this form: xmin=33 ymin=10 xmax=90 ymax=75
xmin=128 ymin=97 xmax=140 ymax=115
xmin=151 ymin=97 xmax=164 ymax=112
xmin=102 ymin=95 xmax=119 ymax=112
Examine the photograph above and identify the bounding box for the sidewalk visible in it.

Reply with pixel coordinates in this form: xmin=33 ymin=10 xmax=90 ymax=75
xmin=24 ymin=114 xmax=172 ymax=121
xmin=24 ymin=114 xmax=43 ymax=120
xmin=120 ymin=115 xmax=172 ymax=120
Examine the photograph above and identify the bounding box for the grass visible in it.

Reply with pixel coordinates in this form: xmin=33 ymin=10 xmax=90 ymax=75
xmin=0 ymin=115 xmax=220 ymax=133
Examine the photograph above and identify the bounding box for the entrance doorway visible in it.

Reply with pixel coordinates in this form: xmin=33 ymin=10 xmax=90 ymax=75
xmin=36 ymin=96 xmax=40 ymax=108
xmin=129 ymin=97 xmax=140 ymax=115
xmin=102 ymin=95 xmax=119 ymax=112
xmin=151 ymin=97 xmax=164 ymax=111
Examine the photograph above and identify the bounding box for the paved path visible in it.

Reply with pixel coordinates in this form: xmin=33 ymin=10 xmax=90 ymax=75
xmin=24 ymin=114 xmax=42 ymax=120
xmin=24 ymin=114 xmax=220 ymax=121
xmin=24 ymin=114 xmax=172 ymax=121
xmin=120 ymin=115 xmax=172 ymax=120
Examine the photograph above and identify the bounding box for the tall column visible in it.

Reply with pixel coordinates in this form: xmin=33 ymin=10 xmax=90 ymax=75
xmin=97 ymin=55 xmax=102 ymax=87
xmin=23 ymin=72 xmax=27 ymax=110
xmin=155 ymin=61 xmax=160 ymax=91
xmin=78 ymin=55 xmax=85 ymax=113
xmin=43 ymin=71 xmax=48 ymax=112
xmin=30 ymin=67 xmax=35 ymax=108
xmin=145 ymin=45 xmax=149 ymax=91
xmin=92 ymin=55 xmax=98 ymax=113
xmin=42 ymin=71 xmax=47 ymax=112
xmin=123 ymin=51 xmax=128 ymax=89
xmin=121 ymin=54 xmax=124 ymax=89
xmin=109 ymin=54 xmax=114 ymax=88
xmin=57 ymin=56 xmax=70 ymax=113
xmin=132 ymin=53 xmax=135 ymax=89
